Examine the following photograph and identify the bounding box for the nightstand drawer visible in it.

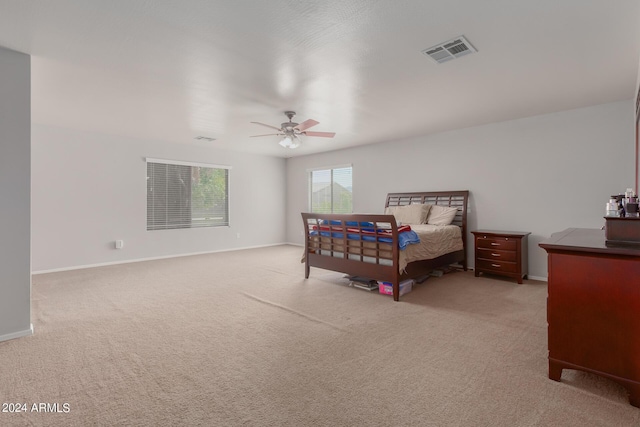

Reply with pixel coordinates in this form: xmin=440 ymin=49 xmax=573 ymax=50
xmin=477 ymin=248 xmax=517 ymax=262
xmin=476 ymin=259 xmax=518 ymax=273
xmin=476 ymin=237 xmax=517 ymax=251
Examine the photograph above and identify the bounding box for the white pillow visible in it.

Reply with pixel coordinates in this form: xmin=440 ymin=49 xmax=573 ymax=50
xmin=384 ymin=204 xmax=431 ymax=224
xmin=426 ymin=205 xmax=458 ymax=226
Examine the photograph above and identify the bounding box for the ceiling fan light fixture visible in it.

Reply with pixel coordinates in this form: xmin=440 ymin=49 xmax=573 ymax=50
xmin=279 ymin=134 xmax=301 ymax=149
xmin=279 ymin=136 xmax=292 ymax=148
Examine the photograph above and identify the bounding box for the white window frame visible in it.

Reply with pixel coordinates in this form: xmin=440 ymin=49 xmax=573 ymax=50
xmin=307 ymin=164 xmax=353 ymax=214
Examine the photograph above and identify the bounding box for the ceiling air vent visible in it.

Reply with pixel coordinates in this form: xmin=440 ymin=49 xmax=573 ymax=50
xmin=194 ymin=136 xmax=216 ymax=142
xmin=422 ymin=35 xmax=477 ymax=64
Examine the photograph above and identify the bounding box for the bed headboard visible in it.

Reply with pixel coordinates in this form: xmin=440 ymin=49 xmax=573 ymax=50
xmin=385 ymin=190 xmax=470 ymax=249
xmin=385 ymin=190 xmax=468 ymax=228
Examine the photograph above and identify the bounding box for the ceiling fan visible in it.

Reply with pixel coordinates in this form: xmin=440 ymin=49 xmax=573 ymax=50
xmin=250 ymin=111 xmax=335 ymax=149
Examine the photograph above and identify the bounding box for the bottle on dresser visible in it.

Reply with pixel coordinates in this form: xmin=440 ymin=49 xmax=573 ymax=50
xmin=625 ymin=188 xmax=639 ymax=218
xmin=606 ymin=198 xmax=620 ymax=217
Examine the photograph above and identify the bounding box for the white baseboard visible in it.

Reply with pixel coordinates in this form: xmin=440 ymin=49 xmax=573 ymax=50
xmin=0 ymin=324 xmax=33 ymax=343
xmin=32 ymin=245 xmax=549 ymax=282
xmin=32 ymin=243 xmax=289 ymax=275
xmin=469 ymin=267 xmax=547 ymax=283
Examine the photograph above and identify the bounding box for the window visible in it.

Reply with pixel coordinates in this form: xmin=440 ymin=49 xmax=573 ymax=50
xmin=146 ymin=158 xmax=230 ymax=230
xmin=309 ymin=165 xmax=352 ymax=213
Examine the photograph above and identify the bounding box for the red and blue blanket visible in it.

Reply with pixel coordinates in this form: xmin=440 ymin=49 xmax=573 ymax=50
xmin=311 ymin=220 xmax=420 ymax=250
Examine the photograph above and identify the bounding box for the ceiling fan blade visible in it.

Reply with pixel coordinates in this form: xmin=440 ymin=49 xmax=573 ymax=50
xmin=250 ymin=133 xmax=283 ymax=138
xmin=303 ymin=131 xmax=335 ymax=138
xmin=250 ymin=121 xmax=283 ymax=132
xmin=294 ymin=119 xmax=319 ymax=131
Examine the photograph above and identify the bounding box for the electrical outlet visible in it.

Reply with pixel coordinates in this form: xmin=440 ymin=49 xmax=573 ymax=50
xmin=115 ymin=240 xmax=124 ymax=249
xmin=236 ymin=233 xmax=241 ymax=239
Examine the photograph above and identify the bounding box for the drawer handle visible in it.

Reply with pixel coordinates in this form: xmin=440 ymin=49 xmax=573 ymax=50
xmin=491 ymin=263 xmax=501 ymax=267
xmin=491 ymin=253 xmax=500 ymax=257
xmin=490 ymin=242 xmax=500 ymax=246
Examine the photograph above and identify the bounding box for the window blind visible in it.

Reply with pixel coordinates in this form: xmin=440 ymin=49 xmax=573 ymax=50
xmin=309 ymin=165 xmax=352 ymax=214
xmin=146 ymin=159 xmax=230 ymax=230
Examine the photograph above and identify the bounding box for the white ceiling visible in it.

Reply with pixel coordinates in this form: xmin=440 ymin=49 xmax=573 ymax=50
xmin=1 ymin=1 xmax=639 ymax=158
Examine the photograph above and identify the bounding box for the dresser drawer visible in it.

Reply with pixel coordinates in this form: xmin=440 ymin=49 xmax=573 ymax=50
xmin=476 ymin=237 xmax=517 ymax=251
xmin=477 ymin=248 xmax=517 ymax=262
xmin=476 ymin=259 xmax=518 ymax=273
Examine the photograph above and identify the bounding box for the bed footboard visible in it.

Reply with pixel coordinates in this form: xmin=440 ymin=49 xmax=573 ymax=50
xmin=301 ymin=213 xmax=404 ymax=300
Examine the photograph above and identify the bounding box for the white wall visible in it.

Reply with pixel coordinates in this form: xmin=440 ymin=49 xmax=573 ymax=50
xmin=0 ymin=47 xmax=32 ymax=341
xmin=286 ymin=100 xmax=635 ymax=280
xmin=32 ymin=125 xmax=286 ymax=272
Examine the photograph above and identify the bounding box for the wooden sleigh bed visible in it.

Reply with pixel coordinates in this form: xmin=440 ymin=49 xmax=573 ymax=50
xmin=301 ymin=190 xmax=469 ymax=301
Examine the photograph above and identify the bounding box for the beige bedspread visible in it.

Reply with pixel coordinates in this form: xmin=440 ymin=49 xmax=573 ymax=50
xmin=399 ymin=224 xmax=463 ymax=271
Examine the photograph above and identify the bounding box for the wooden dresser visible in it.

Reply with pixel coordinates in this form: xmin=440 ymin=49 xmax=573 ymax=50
xmin=539 ymin=228 xmax=640 ymax=407
xmin=472 ymin=230 xmax=530 ymax=284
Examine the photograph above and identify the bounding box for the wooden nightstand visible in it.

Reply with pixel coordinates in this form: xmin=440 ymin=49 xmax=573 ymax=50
xmin=472 ymin=230 xmax=530 ymax=284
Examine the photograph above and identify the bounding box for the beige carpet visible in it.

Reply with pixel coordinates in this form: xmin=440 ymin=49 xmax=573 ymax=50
xmin=1 ymin=245 xmax=638 ymax=426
